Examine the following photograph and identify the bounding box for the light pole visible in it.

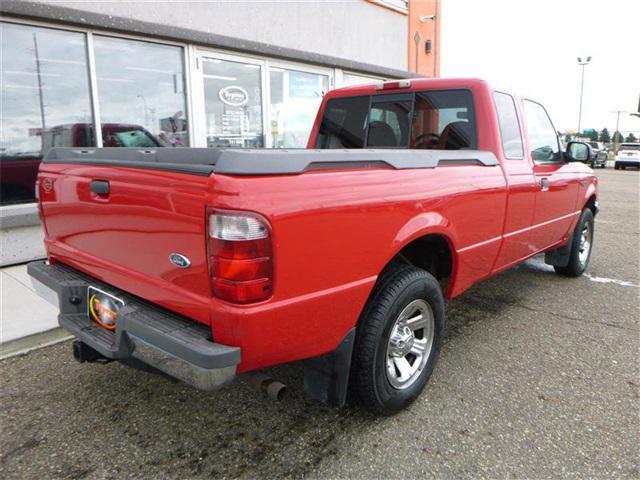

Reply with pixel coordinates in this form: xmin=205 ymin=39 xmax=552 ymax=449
xmin=577 ymin=56 xmax=591 ymax=135
xmin=611 ymin=110 xmax=627 ymax=149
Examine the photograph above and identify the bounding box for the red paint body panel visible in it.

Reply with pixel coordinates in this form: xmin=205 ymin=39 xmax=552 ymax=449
xmin=37 ymin=78 xmax=597 ymax=372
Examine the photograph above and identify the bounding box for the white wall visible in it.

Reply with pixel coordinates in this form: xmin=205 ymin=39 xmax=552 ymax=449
xmin=29 ymin=0 xmax=408 ymax=71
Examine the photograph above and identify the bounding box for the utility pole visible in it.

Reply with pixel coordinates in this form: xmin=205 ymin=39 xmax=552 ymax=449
xmin=33 ymin=33 xmax=46 ymax=152
xmin=577 ymin=56 xmax=591 ymax=135
xmin=611 ymin=110 xmax=627 ymax=148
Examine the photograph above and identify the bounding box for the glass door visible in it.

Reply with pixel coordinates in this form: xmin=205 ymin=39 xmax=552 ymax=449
xmin=267 ymin=64 xmax=330 ymax=148
xmin=199 ymin=54 xmax=265 ymax=148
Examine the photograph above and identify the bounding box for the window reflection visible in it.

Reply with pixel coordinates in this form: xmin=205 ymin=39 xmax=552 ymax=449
xmin=93 ymin=36 xmax=188 ymax=147
xmin=341 ymin=73 xmax=380 ymax=87
xmin=202 ymin=58 xmax=264 ymax=148
xmin=269 ymin=68 xmax=328 ymax=148
xmin=0 ymin=22 xmax=94 ymax=205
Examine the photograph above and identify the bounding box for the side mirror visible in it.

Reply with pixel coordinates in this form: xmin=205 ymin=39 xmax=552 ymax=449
xmin=565 ymin=141 xmax=592 ymax=163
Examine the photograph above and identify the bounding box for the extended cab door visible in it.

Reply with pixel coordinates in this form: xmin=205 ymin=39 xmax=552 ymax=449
xmin=523 ymin=99 xmax=580 ymax=252
xmin=492 ymin=92 xmax=537 ymax=271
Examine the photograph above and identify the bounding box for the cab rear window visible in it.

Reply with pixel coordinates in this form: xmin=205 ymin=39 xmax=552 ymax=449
xmin=315 ymin=89 xmax=477 ymax=150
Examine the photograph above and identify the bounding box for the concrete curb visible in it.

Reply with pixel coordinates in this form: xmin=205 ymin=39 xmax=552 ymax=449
xmin=0 ymin=327 xmax=72 ymax=361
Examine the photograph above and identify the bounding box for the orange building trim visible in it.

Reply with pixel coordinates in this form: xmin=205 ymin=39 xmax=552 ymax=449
xmin=407 ymin=0 xmax=441 ymax=77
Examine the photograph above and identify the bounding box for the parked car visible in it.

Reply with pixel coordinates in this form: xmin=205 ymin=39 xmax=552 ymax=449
xmin=28 ymin=78 xmax=598 ymax=415
xmin=588 ymin=141 xmax=606 ymax=168
xmin=614 ymin=143 xmax=640 ymax=170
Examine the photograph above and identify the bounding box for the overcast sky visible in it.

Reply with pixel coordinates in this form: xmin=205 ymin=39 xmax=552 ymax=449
xmin=440 ymin=0 xmax=640 ymax=136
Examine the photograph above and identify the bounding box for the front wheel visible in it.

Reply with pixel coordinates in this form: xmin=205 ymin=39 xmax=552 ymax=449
xmin=554 ymin=208 xmax=594 ymax=277
xmin=352 ymin=266 xmax=444 ymax=415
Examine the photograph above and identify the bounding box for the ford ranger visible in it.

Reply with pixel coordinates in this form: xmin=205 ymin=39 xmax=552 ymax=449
xmin=28 ymin=78 xmax=598 ymax=415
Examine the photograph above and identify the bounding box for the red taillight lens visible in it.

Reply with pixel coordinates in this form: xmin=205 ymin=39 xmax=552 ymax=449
xmin=207 ymin=209 xmax=273 ymax=304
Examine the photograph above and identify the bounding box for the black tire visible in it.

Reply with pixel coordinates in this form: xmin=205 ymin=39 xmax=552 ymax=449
xmin=614 ymin=163 xmax=619 ymax=170
xmin=554 ymin=208 xmax=594 ymax=277
xmin=352 ymin=266 xmax=444 ymax=415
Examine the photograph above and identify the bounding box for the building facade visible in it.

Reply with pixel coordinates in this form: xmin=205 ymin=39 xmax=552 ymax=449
xmin=0 ymin=0 xmax=440 ymax=265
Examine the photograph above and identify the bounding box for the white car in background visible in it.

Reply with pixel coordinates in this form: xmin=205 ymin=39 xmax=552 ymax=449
xmin=614 ymin=143 xmax=640 ymax=170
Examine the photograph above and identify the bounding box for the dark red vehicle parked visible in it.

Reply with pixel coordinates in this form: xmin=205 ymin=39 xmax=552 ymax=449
xmin=29 ymin=78 xmax=598 ymax=414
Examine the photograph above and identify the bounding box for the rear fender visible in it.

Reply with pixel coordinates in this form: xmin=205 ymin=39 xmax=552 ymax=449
xmin=388 ymin=212 xmax=459 ymax=297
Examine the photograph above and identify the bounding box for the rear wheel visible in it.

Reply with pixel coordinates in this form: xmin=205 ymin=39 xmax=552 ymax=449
xmin=614 ymin=163 xmax=620 ymax=170
xmin=554 ymin=208 xmax=594 ymax=277
xmin=352 ymin=266 xmax=444 ymax=415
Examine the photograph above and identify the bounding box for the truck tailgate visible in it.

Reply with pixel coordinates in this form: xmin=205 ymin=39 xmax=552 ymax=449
xmin=38 ymin=162 xmax=213 ymax=325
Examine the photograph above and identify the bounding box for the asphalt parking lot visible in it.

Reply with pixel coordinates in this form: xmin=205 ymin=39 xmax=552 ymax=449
xmin=1 ymin=169 xmax=638 ymax=480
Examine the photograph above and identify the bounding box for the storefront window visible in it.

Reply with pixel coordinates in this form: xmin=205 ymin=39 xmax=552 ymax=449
xmin=202 ymin=58 xmax=264 ymax=148
xmin=341 ymin=73 xmax=381 ymax=87
xmin=269 ymin=68 xmax=328 ymax=148
xmin=0 ymin=22 xmax=94 ymax=205
xmin=93 ymin=36 xmax=188 ymax=147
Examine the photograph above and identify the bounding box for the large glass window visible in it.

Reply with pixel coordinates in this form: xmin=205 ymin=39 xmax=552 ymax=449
xmin=93 ymin=36 xmax=188 ymax=147
xmin=523 ymin=99 xmax=561 ymax=163
xmin=202 ymin=57 xmax=263 ymax=148
xmin=1 ymin=22 xmax=94 ymax=205
xmin=269 ymin=67 xmax=328 ymax=148
xmin=341 ymin=73 xmax=381 ymax=87
xmin=494 ymin=92 xmax=524 ymax=159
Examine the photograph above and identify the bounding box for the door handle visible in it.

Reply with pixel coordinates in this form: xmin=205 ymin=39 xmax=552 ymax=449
xmin=539 ymin=178 xmax=549 ymax=192
xmin=90 ymin=180 xmax=110 ymax=195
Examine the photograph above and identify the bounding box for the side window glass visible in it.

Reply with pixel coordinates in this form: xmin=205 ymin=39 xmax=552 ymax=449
xmin=523 ymin=100 xmax=561 ymax=162
xmin=494 ymin=92 xmax=524 ymax=159
xmin=366 ymin=96 xmax=412 ymax=148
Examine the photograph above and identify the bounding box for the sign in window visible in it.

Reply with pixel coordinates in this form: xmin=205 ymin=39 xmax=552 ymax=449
xmin=202 ymin=58 xmax=264 ymax=148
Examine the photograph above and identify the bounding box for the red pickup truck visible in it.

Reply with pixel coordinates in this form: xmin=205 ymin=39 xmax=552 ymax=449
xmin=29 ymin=78 xmax=598 ymax=415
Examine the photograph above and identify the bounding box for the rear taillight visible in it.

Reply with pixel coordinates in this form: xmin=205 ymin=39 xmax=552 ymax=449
xmin=207 ymin=209 xmax=273 ymax=304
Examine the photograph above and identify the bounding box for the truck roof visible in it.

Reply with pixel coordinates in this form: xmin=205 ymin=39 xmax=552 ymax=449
xmin=329 ymin=77 xmax=493 ymax=97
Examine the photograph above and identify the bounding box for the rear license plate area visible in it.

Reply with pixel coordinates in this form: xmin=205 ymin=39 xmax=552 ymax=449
xmin=87 ymin=286 xmax=125 ymax=331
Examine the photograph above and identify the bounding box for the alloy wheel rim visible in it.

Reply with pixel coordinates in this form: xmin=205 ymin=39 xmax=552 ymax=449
xmin=385 ymin=299 xmax=435 ymax=390
xmin=578 ymin=222 xmax=592 ymax=265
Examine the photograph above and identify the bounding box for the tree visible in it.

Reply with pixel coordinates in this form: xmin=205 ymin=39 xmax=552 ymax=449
xmin=625 ymin=132 xmax=638 ymax=143
xmin=599 ymin=128 xmax=611 ymax=143
xmin=587 ymin=129 xmax=599 ymax=141
xmin=612 ymin=131 xmax=625 ymax=143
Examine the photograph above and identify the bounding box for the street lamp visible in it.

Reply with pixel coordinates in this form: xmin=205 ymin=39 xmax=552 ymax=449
xmin=576 ymin=56 xmax=592 ymax=135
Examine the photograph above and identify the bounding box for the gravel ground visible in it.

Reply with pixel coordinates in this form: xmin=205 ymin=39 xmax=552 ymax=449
xmin=1 ymin=169 xmax=638 ymax=479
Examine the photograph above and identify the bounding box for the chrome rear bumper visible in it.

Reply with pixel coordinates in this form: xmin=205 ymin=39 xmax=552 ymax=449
xmin=27 ymin=261 xmax=240 ymax=391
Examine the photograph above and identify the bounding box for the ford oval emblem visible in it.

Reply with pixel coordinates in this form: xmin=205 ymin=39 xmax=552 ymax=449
xmin=169 ymin=253 xmax=191 ymax=268
xmin=218 ymin=86 xmax=249 ymax=107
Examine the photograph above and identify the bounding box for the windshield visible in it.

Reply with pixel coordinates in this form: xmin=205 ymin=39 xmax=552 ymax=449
xmin=620 ymin=144 xmax=640 ymax=151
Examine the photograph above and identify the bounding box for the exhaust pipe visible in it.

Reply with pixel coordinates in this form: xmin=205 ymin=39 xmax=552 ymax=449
xmin=72 ymin=341 xmax=112 ymax=364
xmin=246 ymin=373 xmax=288 ymax=401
